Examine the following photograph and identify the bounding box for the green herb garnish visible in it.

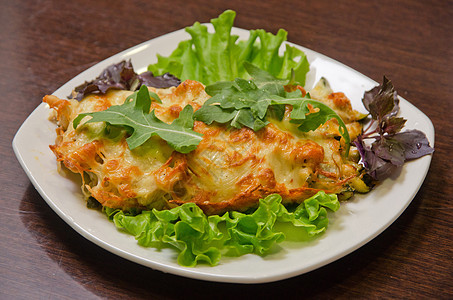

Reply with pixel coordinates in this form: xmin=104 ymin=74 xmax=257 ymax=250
xmin=73 ymin=85 xmax=203 ymax=153
xmin=194 ymin=62 xmax=351 ymax=152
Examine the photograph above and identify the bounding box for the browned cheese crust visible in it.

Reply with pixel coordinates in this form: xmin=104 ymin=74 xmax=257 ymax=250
xmin=44 ymin=79 xmax=367 ymax=215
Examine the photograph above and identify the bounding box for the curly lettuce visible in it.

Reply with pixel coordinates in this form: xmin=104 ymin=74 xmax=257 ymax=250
xmin=147 ymin=10 xmax=309 ymax=86
xmin=110 ymin=191 xmax=339 ymax=267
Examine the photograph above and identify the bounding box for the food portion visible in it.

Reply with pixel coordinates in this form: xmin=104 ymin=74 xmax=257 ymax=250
xmin=44 ymin=75 xmax=367 ymax=216
xmin=42 ymin=10 xmax=433 ymax=267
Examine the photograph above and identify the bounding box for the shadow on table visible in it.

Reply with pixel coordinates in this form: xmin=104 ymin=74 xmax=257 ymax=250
xmin=19 ymin=180 xmax=432 ymax=299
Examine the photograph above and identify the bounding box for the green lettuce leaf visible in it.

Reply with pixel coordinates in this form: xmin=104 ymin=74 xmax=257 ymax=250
xmin=109 ymin=191 xmax=340 ymax=267
xmin=147 ymin=10 xmax=309 ymax=86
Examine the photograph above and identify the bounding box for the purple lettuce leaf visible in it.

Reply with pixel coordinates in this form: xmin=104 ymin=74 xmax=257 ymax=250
xmin=70 ymin=60 xmax=181 ymax=101
xmin=137 ymin=72 xmax=181 ymax=88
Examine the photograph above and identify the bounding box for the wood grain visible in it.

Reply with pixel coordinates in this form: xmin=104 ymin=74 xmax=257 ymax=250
xmin=1 ymin=0 xmax=452 ymax=298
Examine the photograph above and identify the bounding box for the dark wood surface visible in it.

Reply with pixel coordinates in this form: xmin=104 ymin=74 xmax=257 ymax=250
xmin=1 ymin=0 xmax=452 ymax=298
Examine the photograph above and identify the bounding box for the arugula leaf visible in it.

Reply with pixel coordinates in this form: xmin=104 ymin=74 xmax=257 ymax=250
xmin=73 ymin=85 xmax=203 ymax=153
xmin=148 ymin=91 xmax=162 ymax=103
xmin=271 ymin=97 xmax=350 ymax=143
xmin=354 ymin=77 xmax=434 ymax=180
xmin=111 ymin=191 xmax=340 ymax=267
xmin=245 ymin=62 xmax=349 ymax=147
xmin=147 ymin=10 xmax=310 ymax=86
xmin=194 ymin=62 xmax=350 ymax=151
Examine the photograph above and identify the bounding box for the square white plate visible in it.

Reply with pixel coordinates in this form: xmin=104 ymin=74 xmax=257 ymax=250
xmin=13 ymin=25 xmax=434 ymax=283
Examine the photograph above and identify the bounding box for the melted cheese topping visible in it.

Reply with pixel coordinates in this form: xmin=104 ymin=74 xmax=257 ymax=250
xmin=44 ymin=79 xmax=367 ymax=215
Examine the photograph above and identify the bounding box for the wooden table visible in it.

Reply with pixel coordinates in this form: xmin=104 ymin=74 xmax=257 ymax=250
xmin=1 ymin=0 xmax=452 ymax=298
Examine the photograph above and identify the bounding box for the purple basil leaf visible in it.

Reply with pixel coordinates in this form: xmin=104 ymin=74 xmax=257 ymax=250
xmin=362 ymin=85 xmax=379 ymax=113
xmin=392 ymin=129 xmax=434 ymax=160
xmin=354 ymin=135 xmax=397 ymax=180
xmin=353 ymin=136 xmax=367 ymax=167
xmin=368 ymin=155 xmax=398 ymax=181
xmin=368 ymin=77 xmax=397 ymax=120
xmin=356 ymin=77 xmax=433 ymax=181
xmin=362 ymin=76 xmax=399 ymax=121
xmin=386 ymin=88 xmax=399 ymax=119
xmin=137 ymin=72 xmax=181 ymax=88
xmin=371 ymin=136 xmax=405 ymax=167
xmin=353 ymin=130 xmax=433 ymax=180
xmin=381 ymin=116 xmax=407 ymax=135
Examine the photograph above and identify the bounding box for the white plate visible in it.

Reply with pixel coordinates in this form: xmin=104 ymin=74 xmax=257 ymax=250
xmin=13 ymin=25 xmax=434 ymax=283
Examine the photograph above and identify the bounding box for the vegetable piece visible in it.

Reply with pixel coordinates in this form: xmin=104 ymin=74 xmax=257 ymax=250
xmin=110 ymin=191 xmax=340 ymax=267
xmin=194 ymin=62 xmax=350 ymax=151
xmin=147 ymin=10 xmax=309 ymax=86
xmin=73 ymin=85 xmax=203 ymax=153
xmin=137 ymin=72 xmax=181 ymax=89
xmin=71 ymin=60 xmax=180 ymax=101
xmin=353 ymin=76 xmax=434 ymax=180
